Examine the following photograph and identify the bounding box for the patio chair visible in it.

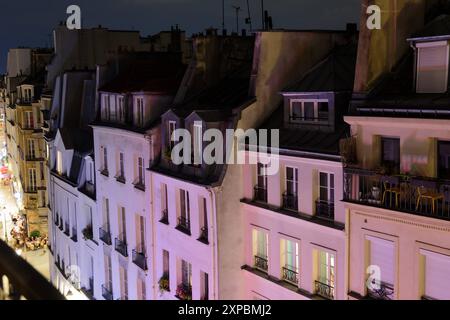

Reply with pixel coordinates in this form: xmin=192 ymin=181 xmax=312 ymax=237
xmin=415 ymin=186 xmax=444 ymax=214
xmin=382 ymin=181 xmax=402 ymax=207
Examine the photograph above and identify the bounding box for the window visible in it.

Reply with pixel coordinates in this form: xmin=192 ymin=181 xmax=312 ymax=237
xmin=319 ymin=172 xmax=335 ymax=204
xmin=25 ymin=111 xmax=34 ymax=129
xmin=167 ymin=121 xmax=177 ymax=152
xmin=381 ymin=137 xmax=400 ymax=173
xmin=316 ymin=251 xmax=335 ymax=299
xmin=200 ymin=271 xmax=209 ymax=300
xmin=438 ymin=141 xmax=450 ymax=179
xmin=86 ymin=161 xmax=95 ymax=184
xmin=281 ymin=239 xmax=299 ymax=284
xmin=178 ymin=189 xmax=190 ymax=232
xmin=28 ymin=168 xmax=36 ymax=192
xmin=103 ymin=95 xmax=110 ymax=121
xmin=136 ymin=157 xmax=145 ymax=186
xmin=117 ymin=96 xmax=125 ymax=122
xmin=255 ymin=163 xmax=268 ymax=202
xmin=136 ymin=215 xmax=145 ymax=254
xmin=136 ymin=98 xmax=144 ymax=127
xmin=181 ymin=260 xmax=192 ymax=288
xmin=252 ymin=229 xmax=268 ymax=272
xmin=289 ymin=100 xmax=329 ymax=123
xmin=367 ymin=236 xmax=394 ymax=299
xmin=104 ymin=255 xmax=112 ymax=291
xmin=421 ymin=250 xmax=450 ymax=300
xmin=116 ymin=152 xmax=125 ymax=181
xmin=56 ymin=151 xmax=63 ymax=174
xmin=119 ymin=266 xmax=128 ymax=300
xmin=102 ymin=147 xmax=108 ymax=174
xmin=137 ymin=278 xmax=146 ymax=300
xmin=118 ymin=207 xmax=127 ymax=243
xmin=192 ymin=122 xmax=203 ymax=164
xmin=103 ymin=198 xmax=110 ymax=232
xmin=284 ymin=167 xmax=298 ymax=210
xmin=199 ymin=197 xmax=208 ymax=242
xmin=24 ymin=88 xmax=32 ymax=102
xmin=416 ymin=43 xmax=449 ymax=93
xmin=27 ymin=139 xmax=35 ymax=159
xmin=163 ymin=250 xmax=170 ymax=279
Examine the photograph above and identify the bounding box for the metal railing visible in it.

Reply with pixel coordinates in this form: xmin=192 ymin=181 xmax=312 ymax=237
xmin=0 ymin=240 xmax=64 ymax=300
xmin=254 ymin=186 xmax=268 ymax=203
xmin=160 ymin=209 xmax=169 ymax=224
xmin=282 ymin=192 xmax=298 ymax=211
xmin=315 ymin=200 xmax=335 ymax=220
xmin=115 ymin=235 xmax=128 ymax=257
xmin=254 ymin=255 xmax=268 ymax=272
xmin=71 ymin=228 xmax=77 ymax=242
xmin=198 ymin=226 xmax=208 ymax=243
xmin=177 ymin=216 xmax=191 ymax=233
xmin=282 ymin=266 xmax=298 ymax=284
xmin=367 ymin=281 xmax=394 ymax=300
xmin=99 ymin=227 xmax=111 ymax=245
xmin=315 ymin=280 xmax=335 ymax=300
xmin=344 ymin=167 xmax=450 ymax=220
xmin=64 ymin=223 xmax=70 ymax=236
xmin=102 ymin=284 xmax=113 ymax=300
xmin=132 ymin=249 xmax=147 ymax=270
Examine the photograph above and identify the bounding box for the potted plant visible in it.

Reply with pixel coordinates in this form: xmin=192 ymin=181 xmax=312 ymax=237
xmin=82 ymin=225 xmax=93 ymax=240
xmin=29 ymin=230 xmax=40 ymax=239
xmin=176 ymin=283 xmax=192 ymax=300
xmin=158 ymin=273 xmax=170 ymax=293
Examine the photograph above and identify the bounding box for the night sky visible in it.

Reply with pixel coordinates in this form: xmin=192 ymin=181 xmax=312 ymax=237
xmin=0 ymin=0 xmax=361 ymax=73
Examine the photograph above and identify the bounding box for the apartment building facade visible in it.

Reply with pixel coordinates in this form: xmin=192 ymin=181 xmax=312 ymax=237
xmin=345 ymin=11 xmax=450 ymax=300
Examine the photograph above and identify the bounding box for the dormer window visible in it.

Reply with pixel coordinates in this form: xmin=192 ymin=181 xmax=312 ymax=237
xmin=117 ymin=96 xmax=125 ymax=122
xmin=23 ymin=88 xmax=32 ymax=102
xmin=289 ymin=99 xmax=329 ymax=123
xmin=56 ymin=150 xmax=63 ymax=175
xmin=136 ymin=98 xmax=144 ymax=127
xmin=416 ymin=41 xmax=449 ymax=93
xmin=103 ymin=95 xmax=110 ymax=121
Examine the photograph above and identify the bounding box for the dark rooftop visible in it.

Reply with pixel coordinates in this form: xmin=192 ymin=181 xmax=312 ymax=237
xmin=283 ymin=43 xmax=358 ymax=93
xmin=99 ymin=53 xmax=186 ymax=94
xmin=410 ymin=14 xmax=450 ymax=40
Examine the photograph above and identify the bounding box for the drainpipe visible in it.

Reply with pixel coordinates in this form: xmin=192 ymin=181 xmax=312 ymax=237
xmin=206 ymin=185 xmax=221 ymax=300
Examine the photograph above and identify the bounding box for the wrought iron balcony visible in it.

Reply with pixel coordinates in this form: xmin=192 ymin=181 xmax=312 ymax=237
xmin=115 ymin=174 xmax=126 ymax=184
xmin=99 ymin=227 xmax=111 ymax=245
xmin=315 ymin=280 xmax=335 ymax=300
xmin=344 ymin=167 xmax=450 ymax=220
xmin=282 ymin=266 xmax=298 ymax=284
xmin=0 ymin=240 xmax=64 ymax=300
xmin=282 ymin=192 xmax=298 ymax=211
xmin=115 ymin=236 xmax=128 ymax=257
xmin=254 ymin=255 xmax=268 ymax=273
xmin=132 ymin=248 xmax=147 ymax=270
xmin=81 ymin=277 xmax=94 ymax=299
xmin=160 ymin=209 xmax=169 ymax=224
xmin=102 ymin=284 xmax=113 ymax=300
xmin=177 ymin=216 xmax=191 ymax=234
xmin=315 ymin=200 xmax=335 ymax=220
xmin=71 ymin=227 xmax=77 ymax=242
xmin=133 ymin=179 xmax=145 ymax=191
xmin=198 ymin=226 xmax=208 ymax=244
xmin=367 ymin=281 xmax=394 ymax=300
xmin=253 ymin=186 xmax=267 ymax=203
xmin=100 ymin=168 xmax=109 ymax=177
xmin=64 ymin=223 xmax=70 ymax=236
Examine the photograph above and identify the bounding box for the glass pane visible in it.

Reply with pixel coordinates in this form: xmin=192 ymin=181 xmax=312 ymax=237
xmin=304 ymin=102 xmax=315 ymax=120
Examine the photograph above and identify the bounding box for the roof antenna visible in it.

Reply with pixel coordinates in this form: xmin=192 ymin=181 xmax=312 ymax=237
xmin=232 ymin=5 xmax=241 ymax=33
xmin=261 ymin=0 xmax=265 ymax=30
xmin=245 ymin=0 xmax=253 ymax=32
xmin=222 ymin=0 xmax=226 ymax=34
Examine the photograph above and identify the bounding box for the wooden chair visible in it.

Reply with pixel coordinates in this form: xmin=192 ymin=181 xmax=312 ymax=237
xmin=416 ymin=186 xmax=444 ymax=214
xmin=382 ymin=181 xmax=402 ymax=207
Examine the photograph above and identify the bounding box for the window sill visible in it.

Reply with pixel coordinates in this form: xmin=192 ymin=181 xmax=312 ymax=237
xmin=175 ymin=225 xmax=191 ymax=236
xmin=133 ymin=183 xmax=145 ymax=192
xmin=197 ymin=237 xmax=209 ymax=245
xmin=159 ymin=218 xmax=169 ymax=225
xmin=100 ymin=170 xmax=109 ymax=177
xmin=115 ymin=176 xmax=126 ymax=184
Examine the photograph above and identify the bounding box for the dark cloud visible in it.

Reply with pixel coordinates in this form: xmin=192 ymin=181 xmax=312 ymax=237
xmin=0 ymin=0 xmax=361 ymax=73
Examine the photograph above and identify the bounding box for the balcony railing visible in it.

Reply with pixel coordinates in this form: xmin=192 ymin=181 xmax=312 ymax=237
xmin=132 ymin=248 xmax=147 ymax=270
xmin=315 ymin=200 xmax=335 ymax=220
xmin=102 ymin=284 xmax=113 ymax=300
xmin=99 ymin=227 xmax=111 ymax=245
xmin=282 ymin=192 xmax=298 ymax=211
xmin=198 ymin=226 xmax=208 ymax=244
xmin=115 ymin=174 xmax=126 ymax=184
xmin=315 ymin=280 xmax=335 ymax=300
xmin=282 ymin=266 xmax=298 ymax=284
xmin=253 ymin=186 xmax=267 ymax=203
xmin=254 ymin=255 xmax=268 ymax=273
xmin=71 ymin=228 xmax=77 ymax=242
xmin=344 ymin=167 xmax=450 ymax=220
xmin=81 ymin=277 xmax=94 ymax=299
xmin=133 ymin=179 xmax=145 ymax=191
xmin=0 ymin=240 xmax=64 ymax=300
xmin=177 ymin=216 xmax=191 ymax=234
xmin=64 ymin=223 xmax=70 ymax=236
xmin=367 ymin=281 xmax=394 ymax=300
xmin=115 ymin=236 xmax=128 ymax=257
xmin=54 ymin=214 xmax=60 ymax=226
xmin=160 ymin=209 xmax=169 ymax=224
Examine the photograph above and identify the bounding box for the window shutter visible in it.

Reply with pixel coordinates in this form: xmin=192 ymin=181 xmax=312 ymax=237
xmin=368 ymin=236 xmax=395 ymax=285
xmin=421 ymin=250 xmax=450 ymax=300
xmin=417 ymin=45 xmax=448 ymax=93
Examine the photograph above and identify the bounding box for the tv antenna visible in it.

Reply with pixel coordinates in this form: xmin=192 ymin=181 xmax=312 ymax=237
xmin=232 ymin=5 xmax=241 ymax=33
xmin=245 ymin=0 xmax=253 ymax=32
xmin=222 ymin=0 xmax=225 ymax=33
